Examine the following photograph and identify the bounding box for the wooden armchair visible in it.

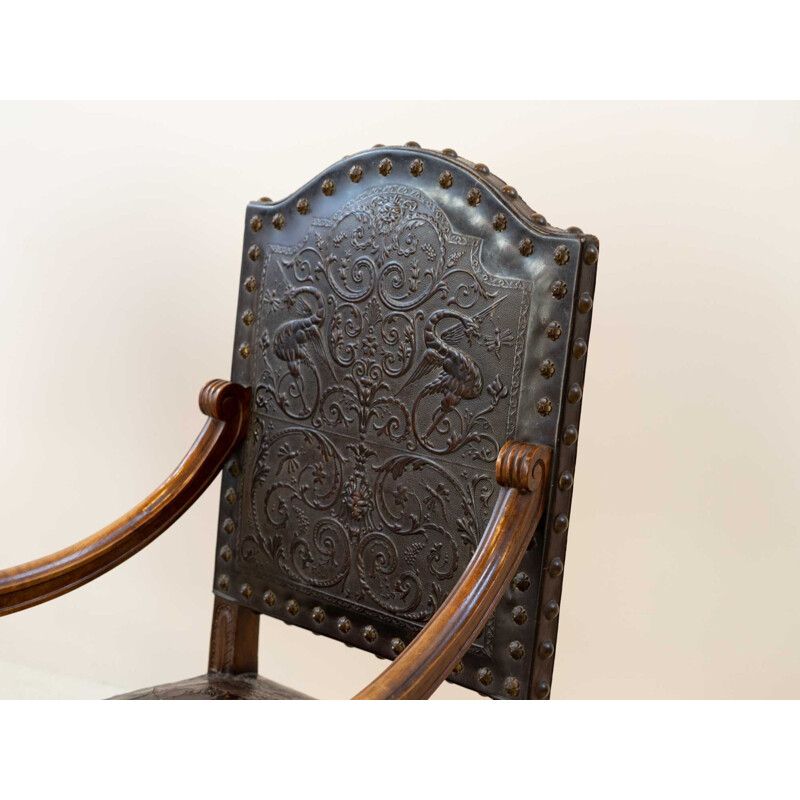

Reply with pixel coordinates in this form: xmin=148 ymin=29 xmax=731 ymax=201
xmin=0 ymin=144 xmax=598 ymax=699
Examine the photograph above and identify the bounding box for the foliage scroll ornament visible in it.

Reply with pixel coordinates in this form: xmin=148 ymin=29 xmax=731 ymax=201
xmin=239 ymin=185 xmax=531 ymax=637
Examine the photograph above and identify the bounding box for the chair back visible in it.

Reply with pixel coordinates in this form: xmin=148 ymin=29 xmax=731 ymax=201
xmin=214 ymin=144 xmax=598 ymax=699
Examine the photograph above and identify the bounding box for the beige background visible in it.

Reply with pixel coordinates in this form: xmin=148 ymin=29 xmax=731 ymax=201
xmin=0 ymin=101 xmax=797 ymax=699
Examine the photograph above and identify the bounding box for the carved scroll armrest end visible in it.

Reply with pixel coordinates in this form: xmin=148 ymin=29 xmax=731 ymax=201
xmin=496 ymin=440 xmax=552 ymax=493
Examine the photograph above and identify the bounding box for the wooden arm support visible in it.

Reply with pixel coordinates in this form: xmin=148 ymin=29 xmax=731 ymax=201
xmin=353 ymin=441 xmax=551 ymax=700
xmin=0 ymin=380 xmax=250 ymax=617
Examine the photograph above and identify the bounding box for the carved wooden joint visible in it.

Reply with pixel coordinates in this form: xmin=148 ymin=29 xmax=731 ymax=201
xmin=200 ymin=379 xmax=249 ymax=425
xmin=496 ymin=440 xmax=550 ymax=493
xmin=353 ymin=440 xmax=552 ymax=699
xmin=0 ymin=380 xmax=251 ymax=617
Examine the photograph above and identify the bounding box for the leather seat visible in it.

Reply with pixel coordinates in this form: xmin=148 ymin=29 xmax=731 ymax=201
xmin=111 ymin=672 xmax=313 ymax=700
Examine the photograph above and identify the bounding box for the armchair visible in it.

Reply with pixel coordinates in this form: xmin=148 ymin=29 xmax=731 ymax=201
xmin=1 ymin=143 xmax=599 ymax=699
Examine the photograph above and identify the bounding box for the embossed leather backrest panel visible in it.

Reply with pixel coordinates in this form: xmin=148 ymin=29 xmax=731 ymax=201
xmin=214 ymin=145 xmax=598 ymax=699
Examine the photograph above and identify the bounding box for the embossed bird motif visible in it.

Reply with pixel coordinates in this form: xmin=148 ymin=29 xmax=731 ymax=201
xmin=402 ymin=296 xmax=507 ymax=439
xmin=269 ymin=286 xmax=334 ymax=412
xmin=402 ymin=310 xmax=483 ymax=439
xmin=271 ymin=287 xmax=328 ymax=370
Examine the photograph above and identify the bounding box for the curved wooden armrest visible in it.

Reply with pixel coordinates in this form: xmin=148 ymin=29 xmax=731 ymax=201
xmin=0 ymin=380 xmax=250 ymax=617
xmin=353 ymin=441 xmax=551 ymax=700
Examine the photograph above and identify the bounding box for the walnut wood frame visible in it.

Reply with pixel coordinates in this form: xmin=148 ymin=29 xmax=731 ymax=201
xmin=0 ymin=380 xmax=250 ymax=617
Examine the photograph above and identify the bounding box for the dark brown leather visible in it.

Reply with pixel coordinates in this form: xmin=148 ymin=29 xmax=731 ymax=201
xmin=110 ymin=673 xmax=313 ymax=700
xmin=213 ymin=145 xmax=598 ymax=699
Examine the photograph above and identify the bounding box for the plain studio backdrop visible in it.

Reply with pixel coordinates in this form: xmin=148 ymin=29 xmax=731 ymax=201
xmin=0 ymin=101 xmax=797 ymax=699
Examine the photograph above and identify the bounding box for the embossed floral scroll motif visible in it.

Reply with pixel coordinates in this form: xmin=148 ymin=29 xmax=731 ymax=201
xmin=238 ymin=185 xmax=531 ymax=632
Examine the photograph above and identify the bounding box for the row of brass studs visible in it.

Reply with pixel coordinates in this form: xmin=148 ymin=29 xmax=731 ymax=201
xmin=533 ymin=242 xmax=597 ymax=699
xmin=217 ymin=459 xmax=242 ymax=580
xmin=218 ymin=588 xmax=413 ymax=655
xmin=240 ymin=212 xmax=266 ymax=352
xmin=434 ymin=144 xmax=557 ymax=227
xmin=240 ymin=224 xmax=262 ymax=356
xmin=322 ymin=148 xmax=552 ymax=249
xmin=253 ymin=147 xmax=584 ymax=264
xmin=536 ymin=244 xmax=576 ymax=416
xmin=254 ymin=142 xmax=594 ymax=247
xmin=214 ymin=568 xmax=501 ymax=691
xmin=435 ymin=154 xmax=547 ymax=230
xmin=487 ymin=568 xmax=531 ymax=696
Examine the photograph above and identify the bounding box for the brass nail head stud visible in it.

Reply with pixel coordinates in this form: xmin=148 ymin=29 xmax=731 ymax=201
xmin=509 ymin=641 xmax=525 ymax=660
xmin=513 ymin=572 xmax=531 ymax=591
xmin=537 ymin=398 xmax=553 ymax=417
xmin=584 ymin=244 xmax=599 ymax=265
xmin=477 ymin=667 xmax=494 ymax=686
xmin=546 ymin=321 xmax=562 ymax=341
xmin=493 ymin=213 xmax=507 ymax=232
xmin=544 ymin=600 xmax=560 ymax=620
xmin=539 ymin=359 xmax=556 ymax=379
xmin=568 ymin=383 xmax=583 ymax=403
xmin=554 ymin=245 xmax=570 ymax=265
xmin=548 ymin=558 xmax=564 ymax=578
xmin=363 ymin=625 xmax=378 ymax=643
